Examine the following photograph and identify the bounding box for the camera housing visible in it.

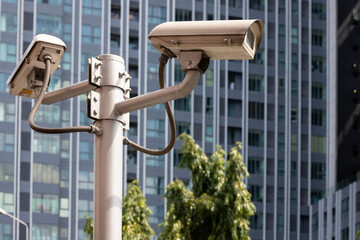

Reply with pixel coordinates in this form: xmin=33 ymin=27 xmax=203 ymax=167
xmin=6 ymin=34 xmax=67 ymax=98
xmin=148 ymin=19 xmax=263 ymax=60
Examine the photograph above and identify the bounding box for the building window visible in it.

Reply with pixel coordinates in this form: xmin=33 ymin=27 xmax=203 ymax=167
xmin=0 ymin=102 xmax=15 ymax=122
xmin=83 ymin=0 xmax=101 ymax=16
xmin=311 ymin=136 xmax=326 ymax=154
xmin=228 ymin=71 xmax=242 ymax=90
xmin=248 ymin=157 xmax=264 ymax=175
xmin=291 ymin=27 xmax=298 ymax=43
xmin=250 ymin=48 xmax=264 ymax=65
xmin=127 ymin=149 xmax=137 ymax=165
xmin=35 ymin=104 xmax=61 ymax=124
xmin=292 ymin=53 xmax=298 ymax=70
xmin=33 ymin=163 xmax=59 ymax=184
xmin=356 ymin=192 xmax=360 ymax=211
xmin=205 ymin=125 xmax=213 ymax=143
xmin=311 ymin=162 xmax=325 ymax=180
xmin=173 ymin=150 xmax=182 ymax=167
xmin=312 ymin=56 xmax=326 ymax=73
xmin=291 ymin=108 xmax=297 ymax=123
xmin=148 ymin=6 xmax=166 ymax=24
xmin=311 ymin=190 xmax=324 ymax=204
xmin=291 ymin=79 xmax=298 ymax=96
xmin=278 ymin=160 xmax=284 ymax=177
xmin=291 ymin=161 xmax=297 ymax=177
xmin=80 ymin=140 xmax=94 ymax=161
xmin=248 ymin=129 xmax=264 ymax=147
xmin=32 ymin=224 xmax=58 ymax=239
xmin=0 ymin=223 xmax=12 ymax=240
xmin=312 ymin=213 xmax=318 ymax=231
xmin=341 ymin=227 xmax=349 ymax=240
xmin=81 ymin=53 xmax=92 ymax=73
xmin=279 ymin=51 xmax=285 ymax=68
xmin=0 ymin=43 xmax=16 ymax=63
xmin=206 ymin=97 xmax=213 ymax=114
xmin=312 ymin=3 xmax=326 ymax=20
xmin=36 ymin=14 xmax=62 ymax=36
xmin=146 ymin=154 xmax=165 ymax=167
xmin=147 ymin=120 xmax=165 ymax=138
xmin=278 ymin=132 xmax=285 ymax=149
xmin=1 ymin=13 xmax=17 ymax=33
xmin=0 ymin=73 xmax=10 ymax=92
xmin=291 ymin=188 xmax=297 ymax=205
xmin=175 ymin=64 xmax=185 ymax=83
xmin=279 ymin=24 xmax=285 ymax=41
xmin=32 ymin=193 xmax=59 ymax=214
xmin=148 ymin=205 xmax=164 ymax=224
xmin=228 ymin=100 xmax=242 ymax=117
xmin=60 ymin=169 xmax=68 ymax=188
xmin=278 ymin=0 xmax=285 ymax=14
xmin=206 ymin=69 xmax=214 ymax=87
xmin=59 ymin=198 xmax=69 ymax=217
xmin=249 ymin=0 xmax=264 ymax=11
xmin=312 ymin=82 xmax=326 ymax=100
xmin=341 ymin=198 xmax=349 ymax=219
xmin=228 ymin=127 xmax=241 ymax=146
xmin=78 ymin=199 xmax=93 ymax=218
xmin=0 ymin=163 xmax=13 ymax=182
xmin=111 ymin=34 xmax=120 ymax=48
xmin=291 ymin=134 xmax=297 ymax=151
xmin=249 ymin=185 xmax=263 ymax=202
xmin=175 ymin=95 xmax=191 ymax=112
xmin=146 ymin=177 xmax=164 ymax=195
xmin=176 ymin=121 xmax=191 ymax=135
xmin=249 ymin=102 xmax=264 ymax=120
xmin=0 ymin=192 xmax=13 ymax=213
xmin=175 ymin=9 xmax=192 ymax=21
xmin=0 ymin=132 xmax=14 ymax=152
xmin=312 ymin=29 xmax=326 ymax=47
xmin=278 ymin=78 xmax=285 ymax=95
xmin=79 ymin=170 xmax=94 ymax=190
xmin=311 ymin=109 xmax=326 ymax=126
xmin=249 ymin=213 xmax=263 ymax=230
xmin=249 ymin=74 xmax=264 ymax=92
xmin=82 ymin=24 xmax=101 ymax=44
xmin=277 ymin=214 xmax=284 ymax=231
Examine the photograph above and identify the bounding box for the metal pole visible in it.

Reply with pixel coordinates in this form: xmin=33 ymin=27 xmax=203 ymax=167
xmin=93 ymin=54 xmax=127 ymax=240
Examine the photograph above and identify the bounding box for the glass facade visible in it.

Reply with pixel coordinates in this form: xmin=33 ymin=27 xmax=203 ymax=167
xmin=0 ymin=0 xmax=331 ymax=239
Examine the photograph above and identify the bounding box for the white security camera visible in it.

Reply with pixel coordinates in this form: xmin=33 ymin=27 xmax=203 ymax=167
xmin=148 ymin=19 xmax=263 ymax=60
xmin=6 ymin=34 xmax=66 ymax=98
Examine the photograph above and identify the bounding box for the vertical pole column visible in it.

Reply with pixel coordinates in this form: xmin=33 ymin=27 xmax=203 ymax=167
xmin=93 ymin=54 xmax=128 ymax=240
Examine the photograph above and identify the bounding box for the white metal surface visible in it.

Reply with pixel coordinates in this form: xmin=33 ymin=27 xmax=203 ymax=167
xmin=6 ymin=34 xmax=66 ymax=99
xmin=148 ymin=19 xmax=263 ymax=60
xmin=93 ymin=54 xmax=126 ymax=240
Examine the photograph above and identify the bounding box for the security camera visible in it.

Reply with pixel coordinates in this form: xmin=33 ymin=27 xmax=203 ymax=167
xmin=148 ymin=19 xmax=263 ymax=60
xmin=6 ymin=34 xmax=67 ymax=98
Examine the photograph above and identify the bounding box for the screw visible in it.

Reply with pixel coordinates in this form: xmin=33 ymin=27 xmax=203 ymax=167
xmin=187 ymin=60 xmax=192 ymax=65
xmin=93 ymin=96 xmax=98 ymax=102
xmin=93 ymin=110 xmax=98 ymax=116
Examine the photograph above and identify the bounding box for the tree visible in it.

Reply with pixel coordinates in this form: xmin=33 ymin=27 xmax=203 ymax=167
xmin=357 ymin=229 xmax=360 ymax=240
xmin=159 ymin=133 xmax=256 ymax=240
xmin=84 ymin=179 xmax=154 ymax=240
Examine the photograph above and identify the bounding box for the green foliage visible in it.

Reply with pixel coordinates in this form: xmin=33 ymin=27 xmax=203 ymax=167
xmin=159 ymin=133 xmax=256 ymax=240
xmin=356 ymin=229 xmax=360 ymax=240
xmin=83 ymin=180 xmax=154 ymax=240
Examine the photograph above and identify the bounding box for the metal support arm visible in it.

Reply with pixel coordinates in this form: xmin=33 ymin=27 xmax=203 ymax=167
xmin=115 ymin=70 xmax=201 ymax=115
xmin=42 ymin=80 xmax=96 ymax=105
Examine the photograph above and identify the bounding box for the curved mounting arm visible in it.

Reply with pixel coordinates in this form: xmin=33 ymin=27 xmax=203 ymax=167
xmin=115 ymin=51 xmax=208 ymax=115
xmin=115 ymin=70 xmax=201 ymax=115
xmin=28 ymin=56 xmax=100 ymax=134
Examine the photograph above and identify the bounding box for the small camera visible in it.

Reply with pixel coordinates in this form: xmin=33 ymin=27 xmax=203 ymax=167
xmin=6 ymin=34 xmax=67 ymax=98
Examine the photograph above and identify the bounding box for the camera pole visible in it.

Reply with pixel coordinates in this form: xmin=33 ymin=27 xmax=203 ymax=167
xmin=89 ymin=54 xmax=130 ymax=240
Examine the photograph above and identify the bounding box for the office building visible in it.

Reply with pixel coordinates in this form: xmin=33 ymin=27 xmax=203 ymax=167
xmin=0 ymin=0 xmax=332 ymax=239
